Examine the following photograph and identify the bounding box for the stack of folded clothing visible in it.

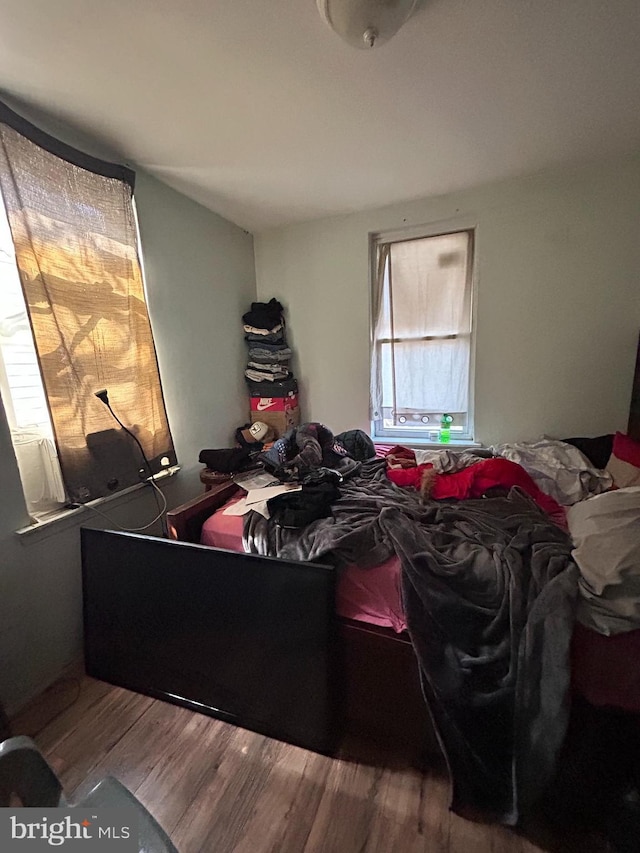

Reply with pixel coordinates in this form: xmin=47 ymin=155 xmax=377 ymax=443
xmin=243 ymin=298 xmax=294 ymax=387
xmin=242 ymin=298 xmax=300 ymax=437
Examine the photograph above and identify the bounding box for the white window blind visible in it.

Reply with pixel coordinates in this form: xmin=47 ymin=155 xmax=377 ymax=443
xmin=370 ymin=229 xmax=475 ymax=439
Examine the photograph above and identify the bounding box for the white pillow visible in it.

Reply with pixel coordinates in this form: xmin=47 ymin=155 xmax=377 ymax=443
xmin=567 ymin=487 xmax=640 ymax=635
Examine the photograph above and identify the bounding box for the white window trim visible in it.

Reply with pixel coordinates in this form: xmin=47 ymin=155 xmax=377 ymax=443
xmin=369 ymin=216 xmax=480 ymax=443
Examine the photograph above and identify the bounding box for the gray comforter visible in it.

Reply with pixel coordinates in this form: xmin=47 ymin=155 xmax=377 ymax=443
xmin=243 ymin=458 xmax=578 ymax=824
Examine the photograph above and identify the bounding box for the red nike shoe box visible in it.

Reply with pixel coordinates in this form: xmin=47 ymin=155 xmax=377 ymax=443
xmin=249 ymin=393 xmax=300 ymax=438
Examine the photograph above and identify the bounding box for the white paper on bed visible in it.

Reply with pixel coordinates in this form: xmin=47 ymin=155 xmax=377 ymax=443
xmin=567 ymin=486 xmax=640 ymax=635
xmin=223 ymin=484 xmax=302 ymax=520
xmin=233 ymin=470 xmax=281 ymax=491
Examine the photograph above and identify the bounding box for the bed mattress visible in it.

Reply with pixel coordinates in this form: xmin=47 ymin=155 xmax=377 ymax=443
xmin=200 ymin=496 xmax=407 ymax=633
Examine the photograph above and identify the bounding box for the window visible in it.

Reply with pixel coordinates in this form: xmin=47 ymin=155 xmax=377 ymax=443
xmin=0 ymin=203 xmax=66 ymax=516
xmin=0 ymin=102 xmax=176 ymax=521
xmin=370 ymin=228 xmax=475 ymax=441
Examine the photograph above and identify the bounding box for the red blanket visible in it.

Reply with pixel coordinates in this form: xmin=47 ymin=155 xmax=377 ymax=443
xmin=386 ymin=457 xmax=567 ymax=528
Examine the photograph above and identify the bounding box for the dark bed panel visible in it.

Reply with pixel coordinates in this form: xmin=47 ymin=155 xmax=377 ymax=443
xmin=81 ymin=528 xmax=340 ymax=754
xmin=339 ymin=618 xmax=437 ymax=762
xmin=162 ymin=484 xmax=439 ymax=763
xmin=628 ymin=330 xmax=640 ymax=441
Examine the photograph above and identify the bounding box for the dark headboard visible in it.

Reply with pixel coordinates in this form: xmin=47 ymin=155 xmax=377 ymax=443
xmin=628 ymin=330 xmax=640 ymax=441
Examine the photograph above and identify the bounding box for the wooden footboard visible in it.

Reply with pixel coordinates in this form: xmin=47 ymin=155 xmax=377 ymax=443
xmin=162 ymin=480 xmax=436 ymax=764
xmin=339 ymin=618 xmax=437 ymax=763
xmin=82 ymin=527 xmax=340 ymax=755
xmin=166 ymin=480 xmax=240 ymax=543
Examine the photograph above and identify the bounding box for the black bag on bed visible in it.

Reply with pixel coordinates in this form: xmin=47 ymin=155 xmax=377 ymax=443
xmin=335 ymin=429 xmax=376 ymax=461
xmin=198 ymin=446 xmax=258 ymax=473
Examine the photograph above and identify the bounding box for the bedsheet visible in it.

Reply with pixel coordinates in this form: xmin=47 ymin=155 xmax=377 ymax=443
xmin=201 ymin=495 xmax=407 ymax=633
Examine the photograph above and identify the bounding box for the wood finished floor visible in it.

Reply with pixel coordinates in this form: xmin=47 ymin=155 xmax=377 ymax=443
xmin=10 ymin=671 xmax=612 ymax=853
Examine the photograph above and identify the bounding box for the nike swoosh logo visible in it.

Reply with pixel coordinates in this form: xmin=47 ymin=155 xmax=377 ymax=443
xmin=256 ymin=398 xmax=275 ymax=411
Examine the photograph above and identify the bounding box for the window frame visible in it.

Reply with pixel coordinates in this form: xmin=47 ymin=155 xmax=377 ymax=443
xmin=0 ymin=193 xmax=176 ymax=524
xmin=0 ymin=101 xmax=177 ymax=524
xmin=369 ymin=219 xmax=479 ymax=444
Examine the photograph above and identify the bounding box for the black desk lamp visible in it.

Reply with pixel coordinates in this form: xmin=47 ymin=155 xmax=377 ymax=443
xmin=94 ymin=389 xmax=167 ymax=536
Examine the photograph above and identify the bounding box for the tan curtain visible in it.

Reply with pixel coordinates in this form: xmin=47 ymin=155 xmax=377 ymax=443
xmin=373 ymin=231 xmax=472 ymax=425
xmin=386 ymin=231 xmax=472 ymax=413
xmin=0 ymin=104 xmax=176 ymax=501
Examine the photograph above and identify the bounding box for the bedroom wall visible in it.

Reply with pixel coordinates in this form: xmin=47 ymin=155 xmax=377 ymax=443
xmin=0 ymin=99 xmax=255 ymax=714
xmin=254 ymin=152 xmax=640 ymax=446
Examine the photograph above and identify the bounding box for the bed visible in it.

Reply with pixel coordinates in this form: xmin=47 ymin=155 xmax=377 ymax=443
xmin=82 ymin=333 xmax=640 ymax=826
xmin=82 ymin=452 xmax=638 ymax=823
xmin=163 ymin=479 xmax=431 ymax=732
xmin=84 ymin=461 xmax=581 ymax=823
xmin=148 ymin=477 xmax=434 ymax=758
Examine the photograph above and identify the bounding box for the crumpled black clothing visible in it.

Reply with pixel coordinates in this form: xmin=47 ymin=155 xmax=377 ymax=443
xmin=276 ymin=465 xmax=347 ymax=486
xmin=242 ymin=298 xmax=284 ymax=331
xmin=562 ymin=434 xmax=613 ymax=471
xmin=267 ymin=482 xmax=339 ymax=528
xmin=199 ymin=446 xmax=260 ymax=473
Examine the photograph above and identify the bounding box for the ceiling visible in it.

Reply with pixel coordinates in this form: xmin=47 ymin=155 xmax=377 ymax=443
xmin=0 ymin=0 xmax=639 ymax=232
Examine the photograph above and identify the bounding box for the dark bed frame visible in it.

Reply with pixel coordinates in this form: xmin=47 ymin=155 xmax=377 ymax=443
xmin=82 ymin=330 xmax=640 ymax=766
xmin=82 ymin=481 xmax=435 ymax=764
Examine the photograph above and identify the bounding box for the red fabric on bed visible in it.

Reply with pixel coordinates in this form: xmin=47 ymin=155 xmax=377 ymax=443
xmin=201 ymin=497 xmax=407 ymax=633
xmin=387 ymin=457 xmax=567 ymax=528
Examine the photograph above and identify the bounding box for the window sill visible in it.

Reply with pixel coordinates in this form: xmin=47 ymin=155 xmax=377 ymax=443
xmin=373 ymin=437 xmax=482 ymax=451
xmin=15 ymin=465 xmax=180 ymax=543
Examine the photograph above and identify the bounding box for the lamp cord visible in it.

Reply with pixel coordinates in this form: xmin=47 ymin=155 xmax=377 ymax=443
xmin=104 ymin=402 xmax=169 ymax=537
xmin=79 ymin=489 xmax=167 ymax=533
